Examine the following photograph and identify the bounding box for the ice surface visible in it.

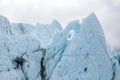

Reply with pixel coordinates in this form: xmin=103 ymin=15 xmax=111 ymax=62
xmin=35 ymin=20 xmax=62 ymax=46
xmin=0 ymin=15 xmax=12 ymax=35
xmin=49 ymin=13 xmax=113 ymax=80
xmin=0 ymin=13 xmax=120 ymax=80
xmin=11 ymin=23 xmax=35 ymax=35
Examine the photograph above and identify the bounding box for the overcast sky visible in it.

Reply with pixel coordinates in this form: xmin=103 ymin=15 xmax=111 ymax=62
xmin=0 ymin=0 xmax=120 ymax=50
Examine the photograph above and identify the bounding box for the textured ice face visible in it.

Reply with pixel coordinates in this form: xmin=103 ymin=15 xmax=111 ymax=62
xmin=0 ymin=15 xmax=12 ymax=35
xmin=49 ymin=13 xmax=113 ymax=80
xmin=11 ymin=23 xmax=35 ymax=35
xmin=0 ymin=35 xmax=42 ymax=80
xmin=35 ymin=20 xmax=62 ymax=47
xmin=0 ymin=13 xmax=120 ymax=80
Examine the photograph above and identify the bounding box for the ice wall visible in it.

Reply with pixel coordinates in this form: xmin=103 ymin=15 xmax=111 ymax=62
xmin=0 ymin=13 xmax=120 ymax=80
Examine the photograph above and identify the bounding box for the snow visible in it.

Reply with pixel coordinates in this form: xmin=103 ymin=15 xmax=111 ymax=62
xmin=0 ymin=13 xmax=120 ymax=80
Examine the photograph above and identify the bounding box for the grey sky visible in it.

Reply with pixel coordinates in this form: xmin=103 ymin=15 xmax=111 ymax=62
xmin=0 ymin=0 xmax=120 ymax=50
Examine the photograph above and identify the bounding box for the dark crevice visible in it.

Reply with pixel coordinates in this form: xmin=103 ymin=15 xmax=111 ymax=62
xmin=84 ymin=67 xmax=88 ymax=72
xmin=111 ymin=63 xmax=116 ymax=80
xmin=39 ymin=47 xmax=63 ymax=80
xmin=32 ymin=45 xmax=41 ymax=53
xmin=20 ymin=64 xmax=29 ymax=80
xmin=12 ymin=52 xmax=29 ymax=80
xmin=115 ymin=54 xmax=120 ymax=65
xmin=8 ymin=25 xmax=13 ymax=35
xmin=6 ymin=25 xmax=12 ymax=35
xmin=40 ymin=57 xmax=46 ymax=80
xmin=40 ymin=48 xmax=47 ymax=80
xmin=35 ymin=48 xmax=47 ymax=80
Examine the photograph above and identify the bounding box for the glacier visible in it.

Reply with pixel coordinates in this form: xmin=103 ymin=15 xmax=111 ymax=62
xmin=0 ymin=13 xmax=120 ymax=80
